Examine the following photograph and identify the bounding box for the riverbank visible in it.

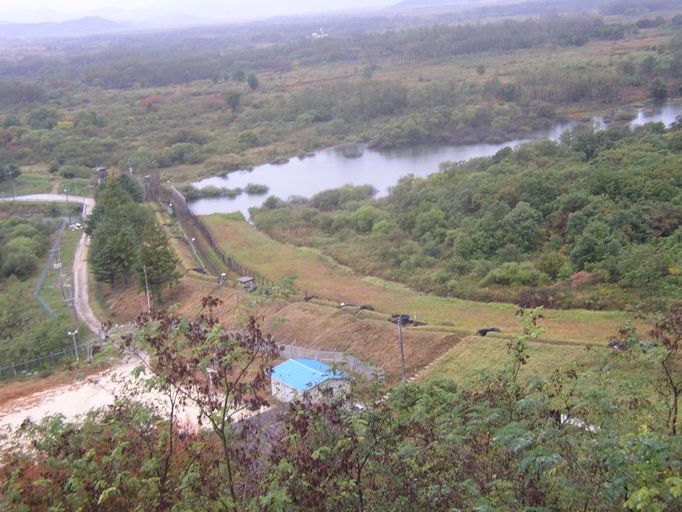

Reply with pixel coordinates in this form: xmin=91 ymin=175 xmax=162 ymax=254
xmin=187 ymin=102 xmax=682 ymax=218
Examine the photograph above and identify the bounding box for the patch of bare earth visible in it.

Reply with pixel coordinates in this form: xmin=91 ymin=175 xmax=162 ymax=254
xmin=260 ymin=302 xmax=459 ymax=384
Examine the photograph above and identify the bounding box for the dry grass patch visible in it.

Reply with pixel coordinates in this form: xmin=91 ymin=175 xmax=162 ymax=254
xmin=202 ymin=216 xmax=632 ymax=344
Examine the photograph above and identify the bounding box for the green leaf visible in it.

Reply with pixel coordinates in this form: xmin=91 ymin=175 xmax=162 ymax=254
xmin=97 ymin=486 xmax=119 ymax=505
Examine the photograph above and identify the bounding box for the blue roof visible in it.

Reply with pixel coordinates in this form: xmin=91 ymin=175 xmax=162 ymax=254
xmin=271 ymin=358 xmax=348 ymax=392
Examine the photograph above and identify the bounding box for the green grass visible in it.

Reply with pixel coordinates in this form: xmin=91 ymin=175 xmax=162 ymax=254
xmin=425 ymin=337 xmax=603 ymax=384
xmin=203 ymin=216 xmax=635 ymax=344
xmin=38 ymin=228 xmax=91 ymax=337
xmin=425 ymin=336 xmax=660 ymax=401
xmin=0 ymin=174 xmax=53 ymax=197
xmin=61 ymin=178 xmax=92 ymax=197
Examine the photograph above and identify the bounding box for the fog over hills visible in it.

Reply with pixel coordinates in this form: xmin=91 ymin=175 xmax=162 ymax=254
xmin=0 ymin=17 xmax=128 ymax=40
xmin=0 ymin=0 xmax=396 ymax=25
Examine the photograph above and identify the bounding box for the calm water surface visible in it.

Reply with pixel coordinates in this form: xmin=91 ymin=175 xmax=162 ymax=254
xmin=190 ymin=103 xmax=682 ymax=217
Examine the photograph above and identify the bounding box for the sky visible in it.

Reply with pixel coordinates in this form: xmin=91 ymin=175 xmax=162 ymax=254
xmin=0 ymin=0 xmax=397 ymax=23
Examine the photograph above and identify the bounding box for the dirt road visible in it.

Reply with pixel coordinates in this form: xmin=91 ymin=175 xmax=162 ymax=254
xmin=1 ymin=194 xmax=100 ymax=335
xmin=72 ymin=199 xmax=101 ymax=336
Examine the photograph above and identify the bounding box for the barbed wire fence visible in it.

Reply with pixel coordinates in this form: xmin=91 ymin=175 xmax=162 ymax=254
xmin=0 ymin=346 xmax=84 ymax=380
xmin=151 ymin=184 xmax=276 ymax=289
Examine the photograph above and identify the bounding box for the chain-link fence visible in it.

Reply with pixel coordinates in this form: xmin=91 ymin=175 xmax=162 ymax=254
xmin=152 ymin=185 xmax=276 ymax=289
xmin=279 ymin=343 xmax=384 ymax=381
xmin=0 ymin=346 xmax=81 ymax=380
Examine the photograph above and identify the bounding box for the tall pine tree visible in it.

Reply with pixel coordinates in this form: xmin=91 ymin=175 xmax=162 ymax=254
xmin=137 ymin=219 xmax=180 ymax=303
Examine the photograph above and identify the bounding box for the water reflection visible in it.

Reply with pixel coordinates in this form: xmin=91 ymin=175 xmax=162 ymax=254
xmin=190 ymin=103 xmax=682 ymax=217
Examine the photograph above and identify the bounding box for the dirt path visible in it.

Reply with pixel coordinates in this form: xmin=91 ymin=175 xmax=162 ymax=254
xmin=0 ymin=359 xmax=140 ymax=433
xmin=0 ymin=356 xmax=266 ymax=437
xmin=72 ymin=199 xmax=101 ymax=336
xmin=1 ymin=194 xmax=99 ymax=333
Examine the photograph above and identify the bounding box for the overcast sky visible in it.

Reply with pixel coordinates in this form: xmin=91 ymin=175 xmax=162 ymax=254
xmin=0 ymin=0 xmax=397 ymax=23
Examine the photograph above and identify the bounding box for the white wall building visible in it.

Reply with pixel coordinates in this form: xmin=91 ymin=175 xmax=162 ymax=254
xmin=271 ymin=358 xmax=349 ymax=403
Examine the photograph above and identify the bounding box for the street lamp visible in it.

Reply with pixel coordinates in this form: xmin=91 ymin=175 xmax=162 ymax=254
xmin=68 ymin=329 xmax=79 ymax=362
xmin=390 ymin=314 xmax=410 ymax=383
xmin=63 ymin=188 xmax=72 ymax=225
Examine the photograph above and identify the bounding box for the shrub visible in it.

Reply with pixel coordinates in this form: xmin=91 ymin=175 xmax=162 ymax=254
xmin=244 ymin=183 xmax=269 ymax=195
xmin=482 ymin=262 xmax=550 ymax=287
xmin=59 ymin=165 xmax=91 ymax=179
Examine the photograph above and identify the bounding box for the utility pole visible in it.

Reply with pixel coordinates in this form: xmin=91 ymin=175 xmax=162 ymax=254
xmin=68 ymin=330 xmax=79 ymax=362
xmin=391 ymin=314 xmax=409 ymax=383
xmin=143 ymin=265 xmax=152 ymax=312
xmin=398 ymin=320 xmax=406 ymax=383
xmin=63 ymin=188 xmax=72 ymax=225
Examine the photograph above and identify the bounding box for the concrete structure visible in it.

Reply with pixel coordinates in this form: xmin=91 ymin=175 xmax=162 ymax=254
xmin=237 ymin=275 xmax=255 ymax=291
xmin=271 ymin=358 xmax=349 ymax=403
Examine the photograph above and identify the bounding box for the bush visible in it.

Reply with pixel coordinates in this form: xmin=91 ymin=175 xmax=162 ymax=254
xmin=244 ymin=183 xmax=269 ymax=195
xmin=482 ymin=262 xmax=550 ymax=287
xmin=59 ymin=165 xmax=91 ymax=179
xmin=238 ymin=130 xmax=260 ymax=148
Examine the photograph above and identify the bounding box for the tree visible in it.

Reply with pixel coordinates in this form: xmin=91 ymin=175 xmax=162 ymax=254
xmin=0 ymin=162 xmax=20 ymax=183
xmin=90 ymin=221 xmax=139 ymax=284
xmin=226 ymin=91 xmax=241 ymax=111
xmin=650 ymin=77 xmax=668 ymax=101
xmin=111 ymin=173 xmax=144 ymax=203
xmin=247 ymin=73 xmax=259 ymax=91
xmin=134 ymin=297 xmax=280 ymax=510
xmin=137 ymin=219 xmax=180 ymax=302
xmin=89 ymin=204 xmax=150 ymax=284
xmin=232 ymin=69 xmax=246 ymax=82
xmin=27 ymin=108 xmax=58 ymax=129
xmin=2 ymin=114 xmax=21 ymax=128
xmin=650 ymin=303 xmax=682 ymax=435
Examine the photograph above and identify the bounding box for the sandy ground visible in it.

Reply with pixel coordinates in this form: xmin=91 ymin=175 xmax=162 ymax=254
xmin=0 ymin=356 xmax=266 ymax=439
xmin=0 ymin=359 xmax=160 ymax=434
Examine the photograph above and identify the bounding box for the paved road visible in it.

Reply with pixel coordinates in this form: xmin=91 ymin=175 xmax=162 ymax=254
xmin=0 ymin=193 xmax=91 ymax=205
xmin=1 ymin=194 xmax=101 ymax=336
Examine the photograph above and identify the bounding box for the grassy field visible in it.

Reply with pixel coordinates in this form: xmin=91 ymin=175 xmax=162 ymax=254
xmin=422 ymin=335 xmax=660 ymax=418
xmin=202 ymin=216 xmax=636 ymax=344
xmin=0 ymin=174 xmax=53 ymax=198
xmin=425 ymin=336 xmax=608 ymax=384
xmin=38 ymin=228 xmax=91 ymax=337
xmin=61 ymin=178 xmax=93 ymax=197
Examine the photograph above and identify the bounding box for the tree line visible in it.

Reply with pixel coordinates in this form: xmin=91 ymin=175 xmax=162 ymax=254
xmin=253 ymin=123 xmax=682 ymax=310
xmin=0 ymin=15 xmax=648 ymax=89
xmin=1 ymin=299 xmax=680 ymax=510
xmin=87 ymin=174 xmax=179 ymax=302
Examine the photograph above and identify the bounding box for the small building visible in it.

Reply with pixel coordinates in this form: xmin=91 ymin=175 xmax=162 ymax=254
xmin=94 ymin=167 xmax=108 ymax=185
xmin=271 ymin=358 xmax=349 ymax=403
xmin=237 ymin=275 xmax=256 ymax=291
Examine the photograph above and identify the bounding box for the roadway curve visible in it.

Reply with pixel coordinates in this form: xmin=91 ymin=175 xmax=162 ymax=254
xmin=1 ymin=194 xmax=101 ymax=336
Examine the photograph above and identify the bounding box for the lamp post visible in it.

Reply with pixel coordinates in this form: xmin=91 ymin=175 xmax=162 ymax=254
xmin=68 ymin=329 xmax=79 ymax=362
xmin=63 ymin=187 xmax=72 ymax=225
xmin=398 ymin=320 xmax=406 ymax=383
xmin=142 ymin=265 xmax=152 ymax=312
xmin=390 ymin=314 xmax=410 ymax=383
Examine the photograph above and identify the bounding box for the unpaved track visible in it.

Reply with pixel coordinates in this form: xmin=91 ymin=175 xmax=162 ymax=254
xmin=1 ymin=194 xmax=99 ymax=334
xmin=73 ymin=199 xmax=101 ymax=336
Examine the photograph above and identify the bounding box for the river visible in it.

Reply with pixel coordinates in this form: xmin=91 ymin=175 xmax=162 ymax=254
xmin=189 ymin=103 xmax=682 ymax=217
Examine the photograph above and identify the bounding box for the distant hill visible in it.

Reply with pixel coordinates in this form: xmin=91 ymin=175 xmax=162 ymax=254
xmin=391 ymin=0 xmax=603 ymax=14
xmin=392 ymin=0 xmax=525 ymax=10
xmin=0 ymin=17 xmax=127 ymax=40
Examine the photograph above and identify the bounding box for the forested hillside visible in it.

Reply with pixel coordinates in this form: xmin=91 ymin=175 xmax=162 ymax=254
xmin=2 ymin=302 xmax=680 ymax=511
xmin=253 ymin=124 xmax=682 ymax=309
xmin=1 ymin=5 xmax=681 ymax=511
